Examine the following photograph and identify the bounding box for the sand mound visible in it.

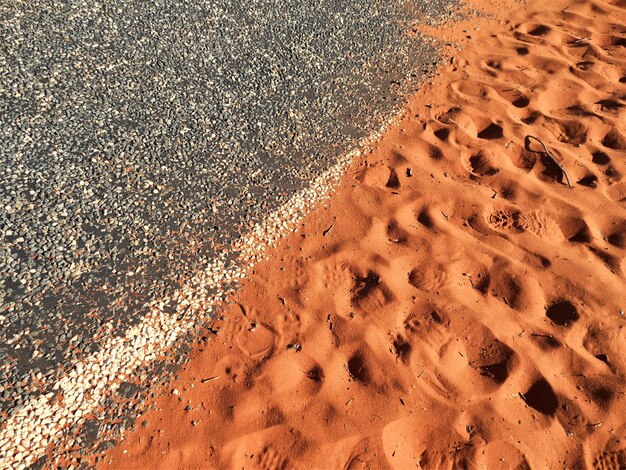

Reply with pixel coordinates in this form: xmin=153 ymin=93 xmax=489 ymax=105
xmin=101 ymin=0 xmax=626 ymax=468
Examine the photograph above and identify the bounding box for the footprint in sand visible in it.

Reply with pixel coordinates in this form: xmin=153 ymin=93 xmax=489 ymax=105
xmin=470 ymin=258 xmax=533 ymax=311
xmin=235 ymin=321 xmax=278 ymax=359
xmin=438 ymin=322 xmax=518 ymax=399
xmin=474 ymin=440 xmax=531 ymax=469
xmin=343 ymin=449 xmax=380 ymax=469
xmin=495 ymin=86 xmax=531 ymax=108
xmin=343 ymin=347 xmax=392 ymax=391
xmin=487 ymin=209 xmax=566 ymax=243
xmin=360 ymin=165 xmax=402 ymax=190
xmin=465 ymin=328 xmax=518 ymax=387
xmin=592 ymin=424 xmax=626 ymax=470
xmin=382 ymin=416 xmax=469 ymax=469
xmin=221 ymin=425 xmax=304 ymax=470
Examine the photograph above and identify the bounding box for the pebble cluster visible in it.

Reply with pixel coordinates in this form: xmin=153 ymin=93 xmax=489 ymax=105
xmin=0 ymin=0 xmax=460 ymax=466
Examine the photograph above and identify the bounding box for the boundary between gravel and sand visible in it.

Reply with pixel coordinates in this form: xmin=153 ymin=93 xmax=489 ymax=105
xmin=0 ymin=107 xmax=410 ymax=467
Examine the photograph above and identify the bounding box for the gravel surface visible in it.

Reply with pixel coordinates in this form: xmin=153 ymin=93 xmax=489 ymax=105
xmin=0 ymin=0 xmax=459 ymax=465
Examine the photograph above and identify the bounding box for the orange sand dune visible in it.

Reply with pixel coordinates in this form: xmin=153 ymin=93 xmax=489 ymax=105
xmin=101 ymin=0 xmax=626 ymax=468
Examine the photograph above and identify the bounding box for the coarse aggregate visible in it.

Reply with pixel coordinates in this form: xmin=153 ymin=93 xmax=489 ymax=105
xmin=0 ymin=0 xmax=460 ymax=466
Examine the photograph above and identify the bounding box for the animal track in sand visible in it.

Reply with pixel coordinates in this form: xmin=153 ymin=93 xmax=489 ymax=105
xmin=386 ymin=168 xmax=401 ymax=189
xmin=451 ymin=78 xmax=492 ymax=100
xmin=305 ymin=364 xmax=325 ymax=384
xmin=465 ymin=329 xmax=517 ymax=386
xmin=604 ymin=221 xmax=626 ymax=248
xmin=255 ymin=445 xmax=290 ymax=470
xmin=508 ymin=142 xmax=538 ymax=170
xmin=569 ymin=59 xmax=621 ymax=90
xmin=343 ymin=439 xmax=385 ymax=470
xmin=433 ymin=127 xmax=450 ymax=142
xmin=428 ymin=143 xmax=444 ymax=160
xmin=469 ymin=150 xmax=500 ymax=176
xmin=416 ymin=206 xmax=435 ymax=228
xmin=602 ymin=128 xmax=626 ymax=150
xmin=477 ymin=122 xmax=504 ymax=140
xmin=588 ymin=245 xmax=623 ymax=274
xmin=546 ymin=300 xmax=579 ymax=326
xmin=235 ymin=322 xmax=277 ymax=358
xmin=555 ymin=119 xmax=588 ymax=145
xmin=512 ymin=95 xmax=531 ymax=108
xmin=523 ymin=378 xmax=559 ymax=416
xmin=577 ymin=174 xmax=598 ymax=188
xmin=470 ymin=269 xmax=491 ymax=294
xmin=585 ymin=382 xmax=615 ymax=409
xmin=595 ymin=99 xmax=624 ymax=112
xmin=408 ymin=264 xmax=448 ymax=292
xmin=476 ymin=441 xmax=531 ymax=469
xmin=608 ymin=35 xmax=626 ymax=48
xmin=564 ymin=104 xmax=599 ymax=118
xmin=575 ymin=60 xmax=597 ymax=72
xmin=559 ymin=216 xmax=592 ymax=243
xmin=391 ymin=334 xmax=412 ymax=363
xmin=495 ymin=86 xmax=531 ymax=108
xmin=318 ymin=257 xmax=354 ymax=291
xmin=453 ymin=258 xmax=533 ymax=310
xmin=222 ymin=425 xmax=304 ymax=470
xmin=360 ymin=165 xmax=401 ymax=190
xmin=489 ymin=267 xmax=527 ymax=310
xmin=592 ymin=151 xmax=611 ymax=165
xmin=594 ymin=353 xmax=610 ymax=366
xmin=381 ymin=411 xmax=473 ymax=469
xmin=347 ymin=352 xmax=370 ymax=384
xmin=386 ymin=220 xmax=410 ymax=243
xmin=485 ymin=58 xmax=503 ymax=71
xmin=351 ymin=270 xmax=394 ymax=313
xmin=403 ymin=305 xmax=449 ymax=339
xmin=527 ymin=24 xmax=551 ymax=37
xmin=606 ymin=180 xmax=626 ymax=202
xmin=522 ymin=110 xmax=542 ymax=125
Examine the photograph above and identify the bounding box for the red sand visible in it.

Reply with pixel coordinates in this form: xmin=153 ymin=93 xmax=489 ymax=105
xmin=101 ymin=0 xmax=626 ymax=468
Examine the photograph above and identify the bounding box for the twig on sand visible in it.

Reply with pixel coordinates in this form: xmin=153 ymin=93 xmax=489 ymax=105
xmin=529 ymin=332 xmax=553 ymax=338
xmin=200 ymin=376 xmax=220 ymax=383
xmin=525 ymin=135 xmax=573 ymax=188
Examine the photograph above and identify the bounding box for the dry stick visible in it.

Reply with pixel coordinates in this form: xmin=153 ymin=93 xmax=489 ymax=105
xmin=526 ymin=135 xmax=573 ymax=188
